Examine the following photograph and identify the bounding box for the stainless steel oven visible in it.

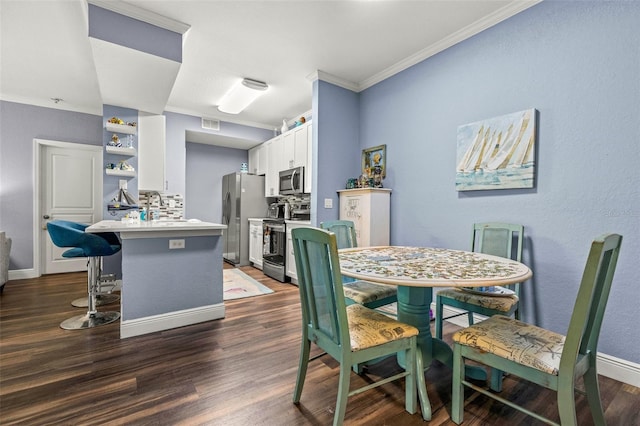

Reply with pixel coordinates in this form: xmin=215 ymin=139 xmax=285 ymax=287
xmin=262 ymin=219 xmax=288 ymax=282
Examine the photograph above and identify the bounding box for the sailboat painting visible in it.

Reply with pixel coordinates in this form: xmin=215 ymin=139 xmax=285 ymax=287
xmin=455 ymin=108 xmax=536 ymax=191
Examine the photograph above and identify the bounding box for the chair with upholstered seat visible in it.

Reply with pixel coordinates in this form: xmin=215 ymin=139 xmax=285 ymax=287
xmin=291 ymin=227 xmax=429 ymax=425
xmin=46 ymin=220 xmax=121 ymax=330
xmin=435 ymin=222 xmax=524 ymax=340
xmin=451 ymin=233 xmax=622 ymax=425
xmin=320 ymin=220 xmax=397 ymax=309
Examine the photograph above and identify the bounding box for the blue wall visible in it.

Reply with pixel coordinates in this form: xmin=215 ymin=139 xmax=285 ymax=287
xmin=353 ymin=1 xmax=639 ymax=363
xmin=185 ymin=142 xmax=248 ymax=222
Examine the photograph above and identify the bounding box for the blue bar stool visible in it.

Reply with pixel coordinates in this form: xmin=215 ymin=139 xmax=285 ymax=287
xmin=46 ymin=220 xmax=121 ymax=330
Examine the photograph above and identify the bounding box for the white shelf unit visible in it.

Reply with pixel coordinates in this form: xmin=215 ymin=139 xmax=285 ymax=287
xmin=105 ymin=146 xmax=137 ymax=156
xmin=106 ymin=122 xmax=137 ymax=135
xmin=105 ymin=168 xmax=136 ymax=177
xmin=338 ymin=188 xmax=391 ymax=247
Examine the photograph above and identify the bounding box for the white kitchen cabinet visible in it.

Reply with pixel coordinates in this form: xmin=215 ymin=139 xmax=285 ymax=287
xmin=285 ymin=221 xmax=313 ymax=283
xmin=338 ymin=188 xmax=391 ymax=247
xmin=248 ymin=143 xmax=266 ymax=176
xmin=265 ymin=136 xmax=284 ymax=197
xmin=248 ymin=219 xmax=264 ymax=269
xmin=138 ymin=114 xmax=166 ymax=192
xmin=282 ymin=121 xmax=310 ymax=171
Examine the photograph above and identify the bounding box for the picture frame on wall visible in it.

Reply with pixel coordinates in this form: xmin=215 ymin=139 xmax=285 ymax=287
xmin=362 ymin=144 xmax=386 ymax=178
xmin=455 ymin=108 xmax=537 ymax=191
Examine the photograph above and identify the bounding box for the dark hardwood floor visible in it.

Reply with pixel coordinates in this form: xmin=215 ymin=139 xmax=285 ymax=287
xmin=1 ymin=266 xmax=639 ymax=425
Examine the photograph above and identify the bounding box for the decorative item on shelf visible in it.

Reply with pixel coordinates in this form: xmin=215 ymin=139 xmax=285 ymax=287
xmin=294 ymin=116 xmax=306 ymax=127
xmin=281 ymin=119 xmax=288 ymax=134
xmin=106 ymin=163 xmax=116 ymax=169
xmin=118 ymin=160 xmax=134 ymax=171
xmin=240 ymin=162 xmax=248 ymax=173
xmin=127 ymin=122 xmax=137 ymax=127
xmin=108 ymin=116 xmax=125 ymax=125
xmin=362 ymin=144 xmax=386 ymax=179
xmin=358 ymin=173 xmax=370 ymax=188
xmin=346 ymin=178 xmax=357 ymax=189
xmin=108 ymin=134 xmax=121 ymax=147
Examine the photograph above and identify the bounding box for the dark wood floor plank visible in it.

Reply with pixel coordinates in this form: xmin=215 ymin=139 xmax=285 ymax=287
xmin=1 ymin=266 xmax=639 ymax=425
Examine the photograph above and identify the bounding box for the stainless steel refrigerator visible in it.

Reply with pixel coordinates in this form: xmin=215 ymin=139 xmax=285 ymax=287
xmin=222 ymin=173 xmax=268 ymax=266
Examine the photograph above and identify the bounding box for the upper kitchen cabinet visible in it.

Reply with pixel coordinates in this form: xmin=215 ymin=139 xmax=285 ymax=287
xmin=138 ymin=114 xmax=166 ymax=192
xmin=265 ymin=136 xmax=285 ymax=197
xmin=248 ymin=143 xmax=267 ymax=176
xmin=283 ymin=121 xmax=310 ymax=170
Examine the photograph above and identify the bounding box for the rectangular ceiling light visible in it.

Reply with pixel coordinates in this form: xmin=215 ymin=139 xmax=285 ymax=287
xmin=217 ymin=78 xmax=268 ymax=114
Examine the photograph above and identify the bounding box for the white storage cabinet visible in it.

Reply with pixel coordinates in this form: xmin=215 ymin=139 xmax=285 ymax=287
xmin=248 ymin=219 xmax=264 ymax=269
xmin=338 ymin=188 xmax=391 ymax=247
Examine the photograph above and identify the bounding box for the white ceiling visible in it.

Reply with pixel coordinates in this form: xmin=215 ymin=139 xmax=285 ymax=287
xmin=0 ymin=0 xmax=539 ymax=147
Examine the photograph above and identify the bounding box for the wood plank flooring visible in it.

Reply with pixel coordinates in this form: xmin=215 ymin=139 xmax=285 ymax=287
xmin=1 ymin=265 xmax=639 ymax=425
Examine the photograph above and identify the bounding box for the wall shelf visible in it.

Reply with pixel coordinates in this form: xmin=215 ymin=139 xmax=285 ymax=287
xmin=106 ymin=122 xmax=137 ymax=135
xmin=106 ymin=168 xmax=136 ymax=177
xmin=106 ymin=146 xmax=137 ymax=156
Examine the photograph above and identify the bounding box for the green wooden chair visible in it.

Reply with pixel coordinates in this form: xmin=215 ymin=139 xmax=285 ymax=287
xmin=291 ymin=227 xmax=429 ymax=425
xmin=435 ymin=222 xmax=524 ymax=340
xmin=451 ymin=233 xmax=622 ymax=425
xmin=320 ymin=220 xmax=397 ymax=309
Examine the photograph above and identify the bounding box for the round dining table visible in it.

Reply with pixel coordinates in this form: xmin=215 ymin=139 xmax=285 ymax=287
xmin=338 ymin=246 xmax=532 ymax=418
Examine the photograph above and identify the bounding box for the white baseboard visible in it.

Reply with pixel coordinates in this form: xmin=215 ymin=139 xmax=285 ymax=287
xmin=8 ymin=268 xmax=38 ymax=280
xmin=120 ymin=303 xmax=225 ymax=339
xmin=440 ymin=305 xmax=640 ymax=388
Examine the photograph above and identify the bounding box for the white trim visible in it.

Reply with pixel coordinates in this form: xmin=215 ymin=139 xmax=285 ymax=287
xmin=120 ymin=303 xmax=225 ymax=338
xmin=87 ymin=0 xmax=191 ymax=35
xmin=33 ymin=139 xmax=103 ymax=277
xmin=441 ymin=305 xmax=640 ymax=388
xmin=307 ymin=70 xmax=359 ymax=92
xmin=8 ymin=269 xmax=38 ymax=280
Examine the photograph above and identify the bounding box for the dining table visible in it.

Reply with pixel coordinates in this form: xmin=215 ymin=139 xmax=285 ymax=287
xmin=338 ymin=245 xmax=532 ymax=419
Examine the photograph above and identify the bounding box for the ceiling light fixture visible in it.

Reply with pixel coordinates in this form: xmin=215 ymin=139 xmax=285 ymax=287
xmin=217 ymin=78 xmax=268 ymax=114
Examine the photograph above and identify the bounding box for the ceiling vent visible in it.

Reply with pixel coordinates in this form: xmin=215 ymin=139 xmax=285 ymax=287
xmin=202 ymin=117 xmax=220 ymax=131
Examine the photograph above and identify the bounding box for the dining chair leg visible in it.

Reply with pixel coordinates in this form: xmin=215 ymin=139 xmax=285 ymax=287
xmin=334 ymin=362 xmax=351 ymax=426
xmin=557 ymin=378 xmax=578 ymax=425
xmin=293 ymin=337 xmax=311 ymax=403
xmin=584 ymin=363 xmax=606 ymax=425
xmin=416 ymin=349 xmax=431 ymax=421
xmin=451 ymin=344 xmax=465 ymax=425
xmin=489 ymin=367 xmax=504 ymax=392
xmin=404 ymin=344 xmax=417 ymax=414
xmin=435 ymin=295 xmax=444 ymax=339
xmin=467 ymin=311 xmax=474 ymax=326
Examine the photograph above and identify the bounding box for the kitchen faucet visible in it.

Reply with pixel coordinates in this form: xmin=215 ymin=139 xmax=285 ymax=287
xmin=144 ymin=191 xmax=163 ymax=220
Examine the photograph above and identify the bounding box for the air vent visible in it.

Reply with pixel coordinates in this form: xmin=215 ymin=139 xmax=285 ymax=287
xmin=202 ymin=118 xmax=220 ymax=131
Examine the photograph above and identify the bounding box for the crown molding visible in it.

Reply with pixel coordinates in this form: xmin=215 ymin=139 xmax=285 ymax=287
xmin=87 ymin=0 xmax=191 ymax=34
xmin=307 ymin=70 xmax=359 ymax=93
xmin=359 ymin=0 xmax=542 ymax=91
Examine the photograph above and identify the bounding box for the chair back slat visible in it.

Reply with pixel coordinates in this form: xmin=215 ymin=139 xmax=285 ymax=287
xmin=473 ymin=222 xmax=523 ymax=262
xmin=320 ymin=220 xmax=358 ymax=249
xmin=561 ymin=234 xmax=622 ymax=372
xmin=292 ymin=227 xmax=349 ymax=349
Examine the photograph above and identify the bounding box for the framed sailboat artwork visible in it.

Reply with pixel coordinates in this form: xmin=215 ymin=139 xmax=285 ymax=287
xmin=455 ymin=108 xmax=537 ymax=191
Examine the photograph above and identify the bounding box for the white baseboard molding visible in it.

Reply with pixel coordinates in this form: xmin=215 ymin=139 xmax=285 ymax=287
xmin=8 ymin=268 xmax=38 ymax=280
xmin=441 ymin=305 xmax=640 ymax=388
xmin=120 ymin=303 xmax=225 ymax=339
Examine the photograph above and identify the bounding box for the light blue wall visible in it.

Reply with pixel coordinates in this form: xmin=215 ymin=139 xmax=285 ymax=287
xmin=312 ymin=80 xmax=360 ymax=225
xmin=355 ymin=1 xmax=639 ymax=363
xmin=0 ymin=101 xmax=102 ymax=270
xmin=185 ymin=142 xmax=248 ymax=222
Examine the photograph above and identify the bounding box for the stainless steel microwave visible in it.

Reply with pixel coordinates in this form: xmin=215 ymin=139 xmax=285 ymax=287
xmin=279 ymin=166 xmax=304 ymax=195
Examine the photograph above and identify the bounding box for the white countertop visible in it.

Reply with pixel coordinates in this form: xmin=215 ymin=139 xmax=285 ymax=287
xmin=87 ymin=219 xmax=227 ymax=239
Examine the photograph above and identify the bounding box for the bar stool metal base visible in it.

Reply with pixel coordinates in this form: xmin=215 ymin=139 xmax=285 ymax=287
xmin=60 ymin=311 xmax=121 ymax=330
xmin=71 ymin=294 xmax=120 ymax=308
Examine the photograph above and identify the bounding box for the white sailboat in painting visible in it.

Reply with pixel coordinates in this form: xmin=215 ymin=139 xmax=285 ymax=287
xmin=456 ymin=109 xmax=536 ymax=190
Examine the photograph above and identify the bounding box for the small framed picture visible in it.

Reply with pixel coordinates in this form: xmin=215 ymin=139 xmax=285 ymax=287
xmin=362 ymin=144 xmax=386 ymax=178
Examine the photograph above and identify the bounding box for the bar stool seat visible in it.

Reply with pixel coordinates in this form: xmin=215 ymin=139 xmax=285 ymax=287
xmin=46 ymin=220 xmax=121 ymax=330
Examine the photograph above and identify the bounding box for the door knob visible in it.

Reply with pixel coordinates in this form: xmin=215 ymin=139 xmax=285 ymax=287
xmin=43 ymin=214 xmax=50 ymax=219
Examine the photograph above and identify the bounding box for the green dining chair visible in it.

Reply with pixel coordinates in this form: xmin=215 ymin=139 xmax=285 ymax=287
xmin=435 ymin=222 xmax=524 ymax=340
xmin=451 ymin=233 xmax=622 ymax=425
xmin=291 ymin=227 xmax=429 ymax=425
xmin=320 ymin=220 xmax=397 ymax=309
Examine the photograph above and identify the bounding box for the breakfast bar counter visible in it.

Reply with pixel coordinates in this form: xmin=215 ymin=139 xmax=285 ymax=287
xmin=87 ymin=220 xmax=227 ymax=338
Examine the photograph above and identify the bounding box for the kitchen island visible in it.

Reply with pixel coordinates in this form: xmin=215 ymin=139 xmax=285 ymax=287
xmin=87 ymin=219 xmax=227 ymax=338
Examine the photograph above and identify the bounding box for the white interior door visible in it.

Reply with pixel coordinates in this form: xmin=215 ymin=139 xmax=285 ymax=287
xmin=42 ymin=143 xmax=102 ymax=274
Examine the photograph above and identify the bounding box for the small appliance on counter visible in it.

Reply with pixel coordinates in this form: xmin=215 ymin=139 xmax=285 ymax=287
xmin=267 ymin=202 xmax=285 ymax=219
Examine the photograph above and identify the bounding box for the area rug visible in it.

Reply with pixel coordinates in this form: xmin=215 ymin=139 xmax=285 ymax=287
xmin=223 ymin=269 xmax=274 ymax=300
